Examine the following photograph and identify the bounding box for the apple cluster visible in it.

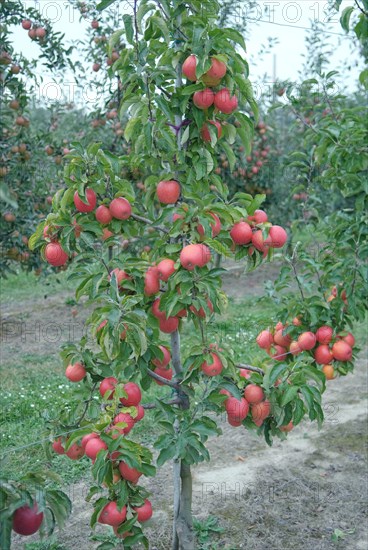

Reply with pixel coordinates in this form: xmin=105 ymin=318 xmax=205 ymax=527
xmin=256 ymin=320 xmax=355 ymax=380
xmin=182 ymin=55 xmax=238 ymax=142
xmin=52 ymin=379 xmax=152 ymax=531
xmin=220 ymin=383 xmax=273 ymax=430
xmin=21 ymin=19 xmax=47 ymax=40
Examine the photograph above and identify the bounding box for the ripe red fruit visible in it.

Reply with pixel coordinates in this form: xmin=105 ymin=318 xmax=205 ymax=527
xmin=228 ymin=416 xmax=243 ymax=427
xmin=152 ymin=345 xmax=171 ymax=368
xmin=339 ymin=332 xmax=355 ymax=347
xmin=120 ymin=382 xmax=141 ymax=406
xmin=133 ymin=499 xmax=153 ymax=522
xmin=200 ymin=121 xmax=222 ymax=142
xmin=91 ymin=19 xmax=99 ymax=29
xmin=66 ymin=442 xmax=84 ymax=460
xmin=189 ymin=298 xmax=213 ymax=318
xmin=280 ymin=421 xmax=294 ymax=433
xmin=99 ymin=377 xmax=118 ymax=399
xmin=197 ymin=213 xmax=221 ymax=238
xmin=157 ymin=258 xmax=176 ymax=281
xmin=96 ymin=205 xmax=112 ymax=224
xmin=65 ymin=362 xmax=86 ymax=382
xmin=81 ymin=433 xmax=99 ymax=449
xmin=85 ymin=437 xmax=108 ymax=459
xmin=193 ymin=88 xmax=214 ymax=109
xmin=109 ymin=197 xmax=132 ymax=220
xmin=274 ymin=329 xmax=292 ymax=348
xmin=298 ymin=331 xmax=316 ymax=351
xmin=225 ymin=397 xmax=249 ymax=421
xmin=154 ymin=366 xmax=173 ymax=385
xmin=144 ymin=266 xmax=160 ymax=295
xmin=45 ymin=242 xmax=68 ymax=266
xmin=119 ymin=461 xmax=142 ymax=483
xmin=230 ymin=221 xmax=252 ymax=245
xmin=109 ymin=268 xmax=131 ymax=289
xmin=92 ymin=62 xmax=101 ymax=72
xmin=251 ymin=400 xmax=270 ymax=422
xmin=332 ymin=341 xmax=352 ymax=362
xmin=292 ymin=317 xmax=302 ymax=327
xmin=239 ymin=368 xmax=251 ymax=379
xmin=156 ymin=180 xmax=181 ymax=204
xmin=180 ymin=243 xmax=211 ymax=270
xmin=316 ymin=325 xmax=333 ymax=344
xmin=113 ymin=412 xmax=135 ymax=434
xmin=314 ymin=345 xmax=334 ymax=365
xmin=251 ymin=230 xmax=271 ymax=252
xmin=252 ymin=209 xmax=268 ymax=224
xmin=12 ymin=504 xmax=43 ymax=536
xmin=35 ymin=27 xmax=46 ymax=38
xmin=152 ymin=298 xmax=165 ymax=319
xmin=244 ymin=384 xmax=264 ymax=405
xmin=289 ymin=341 xmax=302 ymax=355
xmin=256 ymin=330 xmax=273 ymax=349
xmin=182 ymin=54 xmax=197 ymax=81
xmin=268 ymin=225 xmax=287 ymax=248
xmin=52 ymin=438 xmax=64 ymax=454
xmin=135 ymin=404 xmax=145 ymax=422
xmin=269 ymin=345 xmax=287 ymax=361
xmin=214 ymin=88 xmax=238 ymax=114
xmin=201 ymin=353 xmax=223 ymax=376
xmin=28 ymin=28 xmax=36 ymax=39
xmin=202 ymin=58 xmax=227 ymax=85
xmin=73 ymin=188 xmax=96 ymax=212
xmin=22 ymin=19 xmax=32 ymax=30
xmin=102 ymin=228 xmax=114 ymax=240
xmin=99 ymin=502 xmax=127 ymax=526
xmin=159 ymin=316 xmax=179 ymax=333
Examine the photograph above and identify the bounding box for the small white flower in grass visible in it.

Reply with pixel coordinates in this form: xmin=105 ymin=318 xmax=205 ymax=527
xmin=30 ymin=404 xmax=35 ymax=407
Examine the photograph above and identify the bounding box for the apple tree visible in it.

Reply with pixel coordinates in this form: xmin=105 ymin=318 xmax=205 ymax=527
xmin=24 ymin=0 xmax=365 ymax=549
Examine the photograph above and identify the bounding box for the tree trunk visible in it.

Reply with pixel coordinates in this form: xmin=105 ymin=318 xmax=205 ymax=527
xmin=171 ymin=330 xmax=194 ymax=550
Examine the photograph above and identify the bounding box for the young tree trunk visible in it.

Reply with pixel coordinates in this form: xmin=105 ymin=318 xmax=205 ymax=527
xmin=171 ymin=330 xmax=194 ymax=550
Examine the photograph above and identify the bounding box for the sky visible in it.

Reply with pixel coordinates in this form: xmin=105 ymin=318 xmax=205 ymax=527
xmin=10 ymin=0 xmax=361 ymax=108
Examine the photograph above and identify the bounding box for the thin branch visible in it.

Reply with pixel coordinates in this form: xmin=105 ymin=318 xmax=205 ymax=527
xmin=157 ymin=85 xmax=172 ymax=99
xmin=146 ymin=367 xmax=180 ymax=388
xmin=288 ymin=244 xmax=305 ymax=301
xmin=142 ymin=397 xmax=182 ymax=409
xmin=100 ymin=257 xmax=111 ymax=276
xmin=131 ymin=212 xmax=170 ymax=234
xmin=355 ymin=0 xmax=368 ymax=16
xmin=235 ymin=364 xmax=265 ymax=375
xmin=63 ymin=382 xmax=98 ymax=429
xmin=133 ymin=0 xmax=139 ymax=59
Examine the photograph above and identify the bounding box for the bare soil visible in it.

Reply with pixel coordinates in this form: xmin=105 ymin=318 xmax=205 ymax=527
xmin=6 ymin=266 xmax=368 ymax=550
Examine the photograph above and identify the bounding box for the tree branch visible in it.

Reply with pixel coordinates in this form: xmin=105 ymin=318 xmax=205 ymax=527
xmin=354 ymin=0 xmax=368 ymax=16
xmin=146 ymin=367 xmax=180 ymax=388
xmin=131 ymin=213 xmax=170 ymax=234
xmin=142 ymin=397 xmax=182 ymax=409
xmin=235 ymin=364 xmax=265 ymax=375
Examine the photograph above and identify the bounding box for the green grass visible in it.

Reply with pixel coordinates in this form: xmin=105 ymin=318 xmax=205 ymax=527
xmin=1 ymin=270 xmax=73 ymax=302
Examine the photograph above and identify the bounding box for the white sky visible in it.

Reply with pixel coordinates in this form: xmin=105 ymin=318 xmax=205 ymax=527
xmin=11 ymin=1 xmax=361 ymax=108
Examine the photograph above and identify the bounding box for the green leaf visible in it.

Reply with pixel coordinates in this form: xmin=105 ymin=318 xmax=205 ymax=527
xmin=221 ymin=142 xmax=236 ymax=171
xmin=157 ymin=444 xmax=177 ymax=466
xmin=97 ymin=0 xmax=117 ymax=11
xmin=340 ymin=6 xmax=354 ymax=32
xmin=137 ymin=1 xmax=156 ymax=32
xmin=123 ymin=14 xmax=135 ymax=45
xmin=0 ymin=517 xmax=12 ymax=550
xmin=280 ymin=385 xmax=299 ymax=407
xmin=150 ymin=15 xmax=170 ymax=42
xmin=269 ymin=363 xmax=289 ymax=386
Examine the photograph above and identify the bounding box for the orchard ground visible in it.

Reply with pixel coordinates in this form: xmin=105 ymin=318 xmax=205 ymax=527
xmin=1 ymin=264 xmax=367 ymax=550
